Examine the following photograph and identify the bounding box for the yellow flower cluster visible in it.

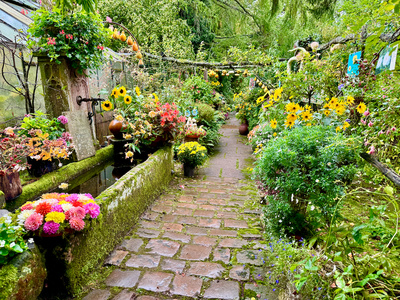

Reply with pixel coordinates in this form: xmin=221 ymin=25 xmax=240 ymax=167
xmin=211 ymin=81 xmax=221 ymax=86
xmin=283 ymin=102 xmax=313 ymax=128
xmin=178 ymin=142 xmax=207 ymax=156
xmin=45 ymin=211 xmax=66 ymax=223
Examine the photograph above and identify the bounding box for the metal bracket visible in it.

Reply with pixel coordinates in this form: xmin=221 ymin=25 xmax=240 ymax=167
xmin=76 ymin=96 xmax=106 ymax=125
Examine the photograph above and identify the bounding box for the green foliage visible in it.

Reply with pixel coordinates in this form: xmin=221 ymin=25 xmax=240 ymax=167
xmin=55 ymin=0 xmax=98 ymax=13
xmin=0 ymin=216 xmax=28 ymax=265
xmin=195 ymin=103 xmax=215 ymax=124
xmin=98 ymin=0 xmax=194 ymax=59
xmin=254 ymin=126 xmax=359 ymax=236
xmin=18 ymin=111 xmax=66 ymax=140
xmin=183 ymin=76 xmax=214 ymax=105
xmin=27 ymin=7 xmax=109 ymax=74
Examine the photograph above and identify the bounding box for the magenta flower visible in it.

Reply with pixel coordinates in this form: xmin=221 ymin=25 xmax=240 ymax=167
xmin=67 ymin=207 xmax=86 ymax=219
xmin=363 ymin=110 xmax=370 ymax=117
xmin=70 ymin=217 xmax=85 ymax=231
xmin=361 ymin=119 xmax=366 ymax=125
xmin=59 ymin=30 xmax=65 ymax=35
xmin=57 ymin=115 xmax=68 ymax=124
xmin=51 ymin=204 xmax=63 ymax=212
xmin=106 ymin=16 xmax=112 ymax=23
xmin=392 ymin=127 xmax=397 ymax=132
xmin=84 ymin=203 xmax=100 ymax=218
xmin=369 ymin=145 xmax=376 ymax=155
xmin=43 ymin=221 xmax=60 ymax=235
xmin=24 ymin=213 xmax=43 ymax=231
xmin=368 ymin=121 xmax=373 ymax=127
xmin=47 ymin=37 xmax=56 ymax=45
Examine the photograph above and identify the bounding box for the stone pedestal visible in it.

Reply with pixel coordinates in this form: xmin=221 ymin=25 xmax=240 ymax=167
xmin=37 ymin=55 xmax=91 ymax=119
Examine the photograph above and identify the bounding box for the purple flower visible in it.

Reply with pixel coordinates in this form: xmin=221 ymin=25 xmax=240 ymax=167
xmin=43 ymin=221 xmax=60 ymax=235
xmin=51 ymin=204 xmax=63 ymax=212
xmin=345 ymin=119 xmax=351 ymax=123
xmin=57 ymin=115 xmax=68 ymax=124
xmin=338 ymin=84 xmax=344 ymax=90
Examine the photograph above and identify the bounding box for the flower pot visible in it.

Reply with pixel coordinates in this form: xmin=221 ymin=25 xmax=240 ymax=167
xmin=27 ymin=157 xmax=55 ymax=177
xmin=239 ymin=122 xmax=249 ymax=135
xmin=0 ymin=172 xmax=22 ymax=201
xmin=183 ymin=164 xmax=195 ymax=177
xmin=109 ymin=120 xmax=124 ymax=139
xmin=185 ymin=135 xmax=200 ymax=143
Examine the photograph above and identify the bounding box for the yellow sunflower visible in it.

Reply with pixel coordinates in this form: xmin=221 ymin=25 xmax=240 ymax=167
xmin=347 ymin=96 xmax=355 ymax=105
xmin=329 ymin=97 xmax=338 ymax=107
xmin=270 ymin=119 xmax=277 ymax=129
xmin=301 ymin=110 xmax=313 ymax=121
xmin=102 ymin=100 xmax=113 ymax=111
xmin=356 ymin=102 xmax=367 ymax=114
xmin=285 ymin=102 xmax=297 ymax=113
xmin=336 ymin=126 xmax=342 ymax=133
xmin=135 ymin=86 xmax=141 ymax=96
xmin=335 ymin=105 xmax=346 ymax=115
xmin=124 ymin=95 xmax=132 ymax=105
xmin=324 ymin=110 xmax=331 ymax=116
xmin=118 ymin=86 xmax=127 ymax=97
xmin=343 ymin=121 xmax=350 ymax=130
xmin=287 ymin=113 xmax=297 ymax=121
xmin=285 ymin=119 xmax=295 ymax=128
xmin=111 ymin=88 xmax=119 ymax=98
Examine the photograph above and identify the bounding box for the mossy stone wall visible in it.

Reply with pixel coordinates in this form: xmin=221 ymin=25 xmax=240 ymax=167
xmin=0 ymin=244 xmax=47 ymax=300
xmin=6 ymin=146 xmax=113 ymax=211
xmin=64 ymin=146 xmax=173 ymax=295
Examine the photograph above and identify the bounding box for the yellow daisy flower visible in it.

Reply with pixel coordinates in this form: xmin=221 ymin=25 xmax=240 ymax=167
xmin=118 ymin=86 xmax=127 ymax=97
xmin=135 ymin=86 xmax=141 ymax=96
xmin=285 ymin=119 xmax=295 ymax=128
xmin=270 ymin=119 xmax=277 ymax=129
xmin=356 ymin=102 xmax=367 ymax=114
xmin=301 ymin=110 xmax=313 ymax=121
xmin=324 ymin=110 xmax=331 ymax=116
xmin=111 ymin=88 xmax=119 ymax=98
xmin=124 ymin=95 xmax=132 ymax=105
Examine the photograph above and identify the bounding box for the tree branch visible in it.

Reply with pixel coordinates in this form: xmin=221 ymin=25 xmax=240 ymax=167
xmin=360 ymin=152 xmax=400 ymax=187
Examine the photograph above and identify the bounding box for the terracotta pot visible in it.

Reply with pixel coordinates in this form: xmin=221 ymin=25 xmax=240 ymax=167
xmin=239 ymin=122 xmax=249 ymax=135
xmin=185 ymin=136 xmax=199 ymax=143
xmin=109 ymin=120 xmax=124 ymax=139
xmin=183 ymin=164 xmax=195 ymax=177
xmin=0 ymin=172 xmax=22 ymax=201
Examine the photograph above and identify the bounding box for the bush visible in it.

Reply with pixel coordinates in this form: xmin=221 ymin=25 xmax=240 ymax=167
xmin=195 ymin=103 xmax=215 ymax=125
xmin=254 ymin=125 xmax=359 ymax=237
xmin=183 ymin=76 xmax=214 ymax=105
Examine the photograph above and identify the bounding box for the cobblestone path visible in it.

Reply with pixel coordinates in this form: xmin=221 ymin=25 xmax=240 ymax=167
xmin=83 ymin=117 xmax=275 ymax=300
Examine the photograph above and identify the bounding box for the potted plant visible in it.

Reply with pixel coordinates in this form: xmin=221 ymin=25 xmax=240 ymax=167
xmin=18 ymin=112 xmax=74 ymax=177
xmin=14 ymin=192 xmax=100 ymax=237
xmin=0 ymin=128 xmax=31 ymax=201
xmin=177 ymin=142 xmax=208 ymax=177
xmin=185 ymin=126 xmax=207 ymax=142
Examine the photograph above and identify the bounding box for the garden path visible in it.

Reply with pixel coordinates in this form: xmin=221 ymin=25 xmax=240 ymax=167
xmin=83 ymin=116 xmax=277 ymax=300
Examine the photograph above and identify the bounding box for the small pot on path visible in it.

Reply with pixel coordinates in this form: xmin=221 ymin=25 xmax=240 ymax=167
xmin=239 ymin=122 xmax=249 ymax=136
xmin=183 ymin=164 xmax=195 ymax=177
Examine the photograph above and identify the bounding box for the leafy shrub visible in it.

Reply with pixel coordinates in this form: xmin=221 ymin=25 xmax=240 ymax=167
xmin=195 ymin=103 xmax=215 ymax=125
xmin=0 ymin=215 xmax=28 ymax=265
xmin=183 ymin=76 xmax=214 ymax=105
xmin=254 ymin=125 xmax=359 ymax=236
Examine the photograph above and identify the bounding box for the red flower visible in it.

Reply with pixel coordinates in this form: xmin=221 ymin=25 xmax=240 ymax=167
xmin=59 ymin=30 xmax=65 ymax=35
xmin=35 ymin=202 xmax=52 ymax=216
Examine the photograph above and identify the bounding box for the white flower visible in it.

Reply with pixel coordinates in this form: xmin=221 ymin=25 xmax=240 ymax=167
xmin=61 ymin=203 xmax=73 ymax=212
xmin=17 ymin=210 xmax=35 ymax=225
xmin=291 ymin=194 xmax=294 ymax=202
xmin=310 ymin=205 xmax=315 ymax=211
xmin=59 ymin=163 xmax=63 ymax=167
xmin=0 ymin=240 xmax=5 ymax=247
xmin=28 ymin=238 xmax=34 ymax=244
xmin=279 ymin=220 xmax=282 ymax=223
xmin=315 ymin=179 xmax=319 ymax=183
xmin=58 ymin=183 xmax=69 ymax=190
xmin=4 ymin=216 xmax=12 ymax=224
xmin=10 ymin=242 xmax=15 ymax=247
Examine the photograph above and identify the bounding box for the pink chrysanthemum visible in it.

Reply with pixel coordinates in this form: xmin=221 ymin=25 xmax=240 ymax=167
xmin=24 ymin=213 xmax=43 ymax=231
xmin=69 ymin=217 xmax=85 ymax=231
xmin=66 ymin=207 xmax=86 ymax=220
xmin=43 ymin=221 xmax=60 ymax=235
xmin=65 ymin=194 xmax=79 ymax=203
xmin=84 ymin=203 xmax=100 ymax=219
xmin=51 ymin=204 xmax=63 ymax=212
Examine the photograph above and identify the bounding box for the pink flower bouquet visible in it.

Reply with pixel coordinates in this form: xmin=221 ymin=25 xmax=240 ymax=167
xmin=16 ymin=193 xmax=100 ymax=236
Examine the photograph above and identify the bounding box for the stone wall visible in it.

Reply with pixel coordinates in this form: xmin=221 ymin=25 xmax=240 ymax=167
xmin=63 ymin=146 xmax=173 ymax=295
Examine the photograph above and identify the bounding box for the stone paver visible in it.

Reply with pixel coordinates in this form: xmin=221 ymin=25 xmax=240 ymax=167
xmin=188 ymin=262 xmax=225 ymax=278
xmin=146 ymin=239 xmax=180 ymax=257
xmin=137 ymin=271 xmax=173 ymax=292
xmin=90 ymin=115 xmax=264 ymax=300
xmin=105 ymin=269 xmax=140 ymax=288
xmin=203 ymin=280 xmax=240 ymax=300
xmin=180 ymin=244 xmax=212 ymax=261
xmin=83 ymin=289 xmax=110 ymax=300
xmin=171 ymin=275 xmax=203 ymax=297
xmin=125 ymin=254 xmax=160 ymax=268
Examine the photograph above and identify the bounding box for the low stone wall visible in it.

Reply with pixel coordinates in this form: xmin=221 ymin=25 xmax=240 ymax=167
xmin=0 ymin=244 xmax=47 ymax=300
xmin=6 ymin=146 xmax=114 ymax=211
xmin=63 ymin=146 xmax=173 ymax=295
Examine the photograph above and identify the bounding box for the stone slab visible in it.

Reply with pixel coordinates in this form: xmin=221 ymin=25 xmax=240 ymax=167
xmin=229 ymin=265 xmax=250 ymax=280
xmin=104 ymin=250 xmax=128 ymax=266
xmin=64 ymin=111 xmax=95 ymax=161
xmin=119 ymin=238 xmax=144 ymax=252
xmin=125 ymin=254 xmax=161 ymax=268
xmin=180 ymin=244 xmax=212 ymax=261
xmin=188 ymin=262 xmax=225 ymax=278
xmin=83 ymin=289 xmax=111 ymax=300
xmin=171 ymin=275 xmax=203 ymax=297
xmin=203 ymin=280 xmax=240 ymax=300
xmin=236 ymin=250 xmax=264 ymax=266
xmin=213 ymin=248 xmax=231 ymax=264
xmin=105 ymin=269 xmax=141 ymax=288
xmin=160 ymin=258 xmax=186 ymax=273
xmin=113 ymin=289 xmax=135 ymax=300
xmin=137 ymin=271 xmax=173 ymax=292
xmin=145 ymin=239 xmax=180 ymax=257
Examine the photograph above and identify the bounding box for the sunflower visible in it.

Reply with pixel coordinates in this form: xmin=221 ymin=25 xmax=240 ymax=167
xmin=263 ymin=100 xmax=273 ymax=108
xmin=343 ymin=121 xmax=350 ymax=130
xmin=285 ymin=102 xmax=297 ymax=113
xmin=270 ymin=119 xmax=277 ymax=129
xmin=101 ymin=100 xmax=113 ymax=111
xmin=124 ymin=95 xmax=132 ymax=105
xmin=301 ymin=110 xmax=313 ymax=121
xmin=119 ymin=86 xmax=127 ymax=97
xmin=135 ymin=86 xmax=141 ymax=96
xmin=335 ymin=105 xmax=346 ymax=115
xmin=152 ymin=93 xmax=159 ymax=102
xmin=329 ymin=97 xmax=338 ymax=107
xmin=287 ymin=113 xmax=297 ymax=121
xmin=347 ymin=96 xmax=355 ymax=105
xmin=324 ymin=110 xmax=331 ymax=116
xmin=356 ymin=102 xmax=367 ymax=114
xmin=285 ymin=119 xmax=295 ymax=128
xmin=336 ymin=126 xmax=342 ymax=133
xmin=257 ymin=96 xmax=265 ymax=104
xmin=111 ymin=88 xmax=119 ymax=98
